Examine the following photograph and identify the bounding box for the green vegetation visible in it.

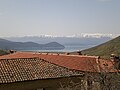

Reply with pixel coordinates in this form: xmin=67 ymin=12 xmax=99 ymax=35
xmin=0 ymin=49 xmax=9 ymax=55
xmin=82 ymin=36 xmax=120 ymax=59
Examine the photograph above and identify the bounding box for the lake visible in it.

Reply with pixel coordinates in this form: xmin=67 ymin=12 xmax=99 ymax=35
xmin=21 ymin=44 xmax=96 ymax=52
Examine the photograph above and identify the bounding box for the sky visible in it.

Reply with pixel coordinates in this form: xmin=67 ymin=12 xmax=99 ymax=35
xmin=0 ymin=0 xmax=120 ymax=37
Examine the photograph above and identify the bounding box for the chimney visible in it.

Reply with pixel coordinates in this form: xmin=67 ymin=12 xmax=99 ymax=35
xmin=65 ymin=52 xmax=70 ymax=55
xmin=111 ymin=54 xmax=120 ymax=70
xmin=77 ymin=50 xmax=82 ymax=55
xmin=9 ymin=50 xmax=15 ymax=54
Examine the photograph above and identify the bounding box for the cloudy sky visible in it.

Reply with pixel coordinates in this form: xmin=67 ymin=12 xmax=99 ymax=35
xmin=0 ymin=0 xmax=120 ymax=37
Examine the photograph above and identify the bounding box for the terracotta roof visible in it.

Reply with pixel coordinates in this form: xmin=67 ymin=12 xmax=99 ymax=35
xmin=0 ymin=58 xmax=82 ymax=84
xmin=0 ymin=52 xmax=98 ymax=72
xmin=0 ymin=52 xmax=119 ymax=73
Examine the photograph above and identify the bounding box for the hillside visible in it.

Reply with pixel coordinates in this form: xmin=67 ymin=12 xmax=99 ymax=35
xmin=82 ymin=36 xmax=120 ymax=59
xmin=0 ymin=38 xmax=65 ymax=50
xmin=0 ymin=49 xmax=9 ymax=55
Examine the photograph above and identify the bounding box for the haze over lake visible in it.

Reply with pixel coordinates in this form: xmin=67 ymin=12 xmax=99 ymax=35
xmin=8 ymin=34 xmax=113 ymax=52
xmin=20 ymin=44 xmax=95 ymax=52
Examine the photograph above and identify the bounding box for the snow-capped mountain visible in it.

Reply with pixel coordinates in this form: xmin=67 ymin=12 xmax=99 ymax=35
xmin=3 ymin=33 xmax=119 ymax=51
xmin=3 ymin=33 xmax=119 ymax=39
xmin=36 ymin=33 xmax=118 ymax=38
xmin=79 ymin=33 xmax=115 ymax=38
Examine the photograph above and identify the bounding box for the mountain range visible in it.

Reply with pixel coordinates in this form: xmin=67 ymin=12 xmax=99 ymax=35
xmin=4 ymin=34 xmax=113 ymax=48
xmin=0 ymin=35 xmax=120 ymax=59
xmin=0 ymin=38 xmax=65 ymax=50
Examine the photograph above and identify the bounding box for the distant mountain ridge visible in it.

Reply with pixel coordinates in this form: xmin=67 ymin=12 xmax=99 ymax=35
xmin=0 ymin=38 xmax=65 ymax=50
xmin=4 ymin=35 xmax=112 ymax=48
xmin=82 ymin=36 xmax=120 ymax=59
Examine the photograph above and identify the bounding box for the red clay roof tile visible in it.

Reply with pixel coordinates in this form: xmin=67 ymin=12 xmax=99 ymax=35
xmin=0 ymin=52 xmax=119 ymax=72
xmin=0 ymin=58 xmax=82 ymax=84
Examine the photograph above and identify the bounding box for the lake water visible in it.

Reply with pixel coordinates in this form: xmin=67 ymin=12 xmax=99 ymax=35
xmin=22 ymin=44 xmax=95 ymax=52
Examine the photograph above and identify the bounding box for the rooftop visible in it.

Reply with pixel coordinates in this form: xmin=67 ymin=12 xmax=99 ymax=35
xmin=0 ymin=52 xmax=119 ymax=73
xmin=0 ymin=57 xmax=82 ymax=84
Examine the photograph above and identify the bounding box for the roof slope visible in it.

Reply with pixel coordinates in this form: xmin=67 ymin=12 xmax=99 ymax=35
xmin=0 ymin=52 xmax=99 ymax=72
xmin=1 ymin=52 xmax=117 ymax=72
xmin=82 ymin=36 xmax=120 ymax=58
xmin=0 ymin=58 xmax=82 ymax=84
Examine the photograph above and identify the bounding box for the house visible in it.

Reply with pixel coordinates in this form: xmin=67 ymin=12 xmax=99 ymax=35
xmin=0 ymin=57 xmax=84 ymax=90
xmin=0 ymin=52 xmax=120 ymax=90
